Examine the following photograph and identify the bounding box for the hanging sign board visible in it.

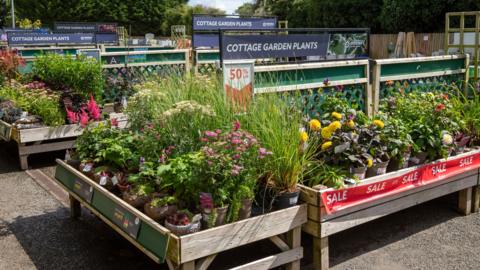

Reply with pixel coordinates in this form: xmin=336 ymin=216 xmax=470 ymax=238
xmin=193 ymin=16 xmax=277 ymax=31
xmin=221 ymin=34 xmax=329 ymax=60
xmin=223 ymin=60 xmax=255 ymax=111
xmin=7 ymin=33 xmax=95 ymax=45
xmin=54 ymin=22 xmax=117 ymax=33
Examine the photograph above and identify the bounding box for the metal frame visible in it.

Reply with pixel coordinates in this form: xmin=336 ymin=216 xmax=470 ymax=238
xmin=445 ymin=11 xmax=480 ymax=81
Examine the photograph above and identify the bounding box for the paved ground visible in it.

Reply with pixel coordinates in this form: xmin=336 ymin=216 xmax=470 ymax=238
xmin=1 ymin=141 xmax=480 ymax=269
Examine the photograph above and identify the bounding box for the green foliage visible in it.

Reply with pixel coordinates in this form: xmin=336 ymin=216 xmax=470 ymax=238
xmin=33 ymin=54 xmax=103 ymax=101
xmin=242 ymin=0 xmax=480 ymax=33
xmin=0 ymin=86 xmax=65 ymax=126
xmin=241 ymin=93 xmax=317 ymax=192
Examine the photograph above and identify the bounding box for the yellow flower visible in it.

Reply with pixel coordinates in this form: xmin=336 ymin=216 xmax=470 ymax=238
xmin=321 ymin=141 xmax=332 ymax=151
xmin=331 ymin=112 xmax=343 ymax=120
xmin=330 ymin=121 xmax=342 ymax=131
xmin=373 ymin=120 xmax=384 ymax=129
xmin=367 ymin=159 xmax=373 ymax=168
xmin=347 ymin=120 xmax=355 ymax=129
xmin=309 ymin=119 xmax=321 ymax=131
xmin=300 ymin=131 xmax=309 ymax=143
xmin=321 ymin=128 xmax=332 ymax=139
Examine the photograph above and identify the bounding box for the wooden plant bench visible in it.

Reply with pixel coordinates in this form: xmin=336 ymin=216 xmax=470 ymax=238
xmin=0 ymin=113 xmax=126 ymax=170
xmin=299 ymin=149 xmax=480 ymax=270
xmin=54 ymin=159 xmax=307 ymax=270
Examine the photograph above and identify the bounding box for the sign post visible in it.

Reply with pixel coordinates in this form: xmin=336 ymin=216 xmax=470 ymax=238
xmin=222 ymin=60 xmax=255 ymax=111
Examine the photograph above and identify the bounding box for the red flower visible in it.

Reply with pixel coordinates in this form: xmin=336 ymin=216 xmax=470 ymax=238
xmin=443 ymin=94 xmax=449 ymax=100
xmin=435 ymin=104 xmax=445 ymax=112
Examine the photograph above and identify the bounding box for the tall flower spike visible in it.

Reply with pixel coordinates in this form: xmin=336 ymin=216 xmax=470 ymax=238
xmin=79 ymin=110 xmax=89 ymax=128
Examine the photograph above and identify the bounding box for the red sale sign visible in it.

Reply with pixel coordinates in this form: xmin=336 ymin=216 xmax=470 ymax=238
xmin=321 ymin=151 xmax=480 ymax=214
xmin=223 ymin=60 xmax=255 ymax=112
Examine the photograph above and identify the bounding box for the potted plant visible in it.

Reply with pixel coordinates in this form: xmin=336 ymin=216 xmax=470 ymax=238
xmin=164 ymin=210 xmax=202 ymax=236
xmin=144 ymin=195 xmax=177 ymax=221
xmin=366 ymin=119 xmax=390 ymax=177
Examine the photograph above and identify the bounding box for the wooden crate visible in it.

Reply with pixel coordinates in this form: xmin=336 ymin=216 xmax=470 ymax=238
xmin=2 ymin=113 xmax=127 ymax=170
xmin=299 ymin=150 xmax=480 ymax=270
xmin=0 ymin=119 xmax=12 ymax=141
xmin=54 ymin=159 xmax=307 ymax=270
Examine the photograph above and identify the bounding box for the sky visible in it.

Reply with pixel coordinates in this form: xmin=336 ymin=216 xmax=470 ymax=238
xmin=188 ymin=0 xmax=254 ymax=14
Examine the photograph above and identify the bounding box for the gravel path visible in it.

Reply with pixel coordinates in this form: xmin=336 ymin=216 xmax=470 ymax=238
xmin=1 ymin=143 xmax=480 ymax=269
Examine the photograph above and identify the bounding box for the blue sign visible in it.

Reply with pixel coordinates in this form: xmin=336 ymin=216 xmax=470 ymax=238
xmin=221 ymin=34 xmax=329 ymax=60
xmin=193 ymin=16 xmax=277 ymax=31
xmin=193 ymin=33 xmax=219 ymax=48
xmin=7 ymin=33 xmax=95 ymax=45
xmin=95 ymin=33 xmax=118 ymax=44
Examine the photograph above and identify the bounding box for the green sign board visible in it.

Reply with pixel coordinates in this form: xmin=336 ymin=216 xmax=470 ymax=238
xmin=54 ymin=163 xmax=169 ymax=262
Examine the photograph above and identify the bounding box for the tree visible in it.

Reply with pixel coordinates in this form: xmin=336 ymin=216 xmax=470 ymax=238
xmin=236 ymin=3 xmax=256 ymax=16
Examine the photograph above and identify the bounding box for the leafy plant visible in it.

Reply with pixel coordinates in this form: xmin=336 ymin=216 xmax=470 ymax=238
xmin=0 ymin=49 xmax=26 ymax=82
xmin=33 ymin=53 xmax=103 ymax=101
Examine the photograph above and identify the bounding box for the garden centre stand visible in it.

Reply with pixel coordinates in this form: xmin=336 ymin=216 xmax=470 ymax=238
xmin=0 ymin=113 xmax=127 ymax=170
xmin=54 ymin=159 xmax=307 ymax=270
xmin=299 ymin=150 xmax=480 ymax=270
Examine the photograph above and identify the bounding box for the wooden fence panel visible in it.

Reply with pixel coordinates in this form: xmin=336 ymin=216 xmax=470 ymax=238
xmin=370 ymin=33 xmax=445 ymax=59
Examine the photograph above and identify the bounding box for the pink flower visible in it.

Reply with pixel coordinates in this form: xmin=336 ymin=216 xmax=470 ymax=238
xmin=233 ymin=120 xmax=241 ymax=131
xmin=110 ymin=118 xmax=118 ymax=127
xmin=205 ymin=131 xmax=218 ymax=138
xmin=87 ymin=95 xmax=101 ymax=121
xmin=79 ymin=110 xmax=89 ymax=128
xmin=215 ymin=129 xmax=222 ymax=134
xmin=231 ymin=138 xmax=242 ymax=145
xmin=200 ymin=137 xmax=209 ymax=142
xmin=199 ymin=192 xmax=214 ymax=209
xmin=232 ymin=154 xmax=241 ymax=160
xmin=66 ymin=108 xmax=78 ymax=124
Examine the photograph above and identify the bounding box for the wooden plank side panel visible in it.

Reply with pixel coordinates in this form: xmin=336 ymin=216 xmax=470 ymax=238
xmin=298 ymin=184 xmax=319 ymax=206
xmin=0 ymin=120 xmax=12 ymax=141
xmin=320 ymin=174 xmax=478 ymax=237
xmin=17 ymin=124 xmax=85 ymax=143
xmin=179 ymin=204 xmax=307 ymax=263
xmin=230 ymin=247 xmax=303 ymax=270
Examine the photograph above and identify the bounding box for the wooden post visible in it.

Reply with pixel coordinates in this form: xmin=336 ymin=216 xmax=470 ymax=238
xmin=371 ymin=62 xmax=381 ymax=115
xmin=180 ymin=261 xmax=195 ymax=270
xmin=18 ymin=144 xmax=28 ymax=170
xmin=458 ymin=187 xmax=472 ymax=215
xmin=69 ymin=195 xmax=81 ymax=219
xmin=313 ymin=237 xmax=329 ymax=270
xmin=472 ymin=186 xmax=480 ymax=213
xmin=286 ymin=226 xmax=301 ymax=270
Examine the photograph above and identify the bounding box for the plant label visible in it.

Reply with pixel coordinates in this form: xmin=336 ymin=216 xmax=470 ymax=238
xmin=73 ymin=179 xmax=94 ymax=203
xmin=112 ymin=206 xmax=141 ymax=239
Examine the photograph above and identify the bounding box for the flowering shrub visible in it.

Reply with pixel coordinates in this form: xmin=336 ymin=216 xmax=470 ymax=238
xmin=0 ymin=49 xmax=26 ymax=83
xmin=66 ymin=95 xmax=102 ymax=127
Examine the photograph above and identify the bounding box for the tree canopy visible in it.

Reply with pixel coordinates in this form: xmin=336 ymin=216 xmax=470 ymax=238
xmin=4 ymin=0 xmax=480 ymax=34
xmin=236 ymin=0 xmax=480 ymax=33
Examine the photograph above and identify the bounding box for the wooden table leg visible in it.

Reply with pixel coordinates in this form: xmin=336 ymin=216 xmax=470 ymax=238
xmin=313 ymin=236 xmax=329 ymax=270
xmin=180 ymin=261 xmax=195 ymax=270
xmin=472 ymin=186 xmax=480 ymax=213
xmin=69 ymin=195 xmax=81 ymax=219
xmin=18 ymin=144 xmax=28 ymax=170
xmin=458 ymin=187 xmax=472 ymax=215
xmin=286 ymin=226 xmax=301 ymax=270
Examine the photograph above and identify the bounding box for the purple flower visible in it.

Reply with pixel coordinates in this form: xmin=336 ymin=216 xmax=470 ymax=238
xmin=140 ymin=156 xmax=145 ymax=163
xmin=323 ymin=78 xmax=330 ymax=86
